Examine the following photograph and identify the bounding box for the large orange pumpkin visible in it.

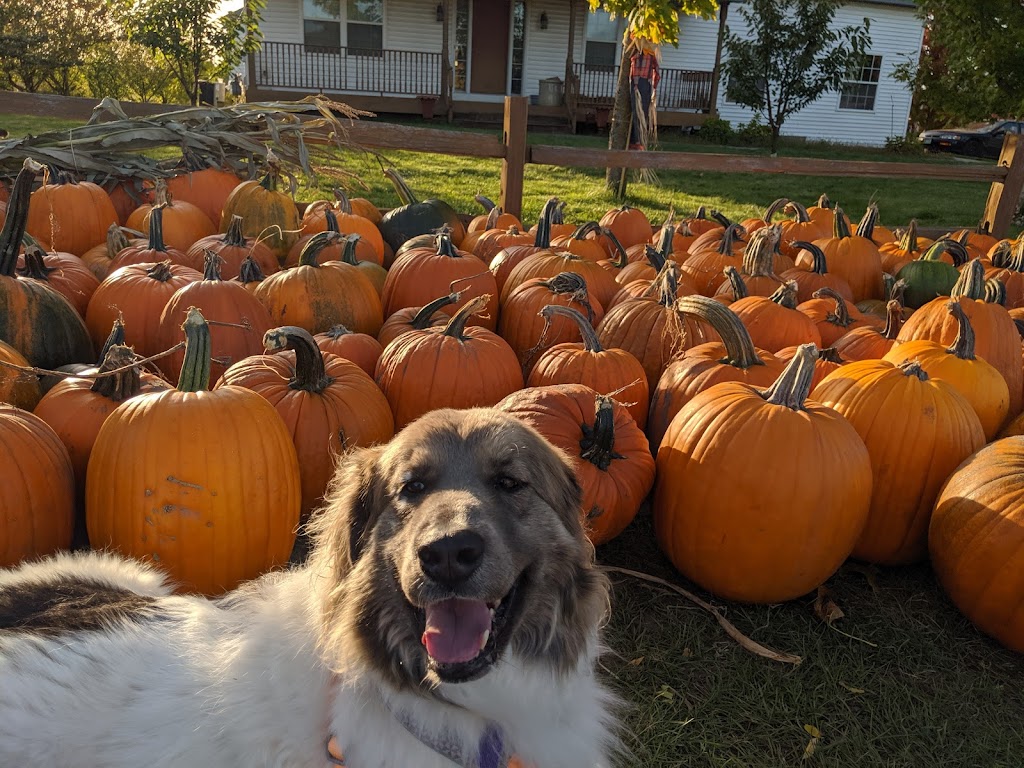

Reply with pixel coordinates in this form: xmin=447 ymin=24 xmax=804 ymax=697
xmin=26 ymin=170 xmax=118 ymax=256
xmin=782 ymin=240 xmax=854 ymax=303
xmin=218 ymin=326 xmax=394 ymax=520
xmin=377 ymin=292 xmax=460 ymax=348
xmin=813 ymin=358 xmax=985 ymax=565
xmin=929 ymin=438 xmax=1024 ymax=652
xmin=17 ymin=244 xmax=100 ymax=318
xmin=313 ymin=324 xmax=384 ymax=378
xmin=832 ymin=299 xmax=904 ymax=361
xmin=185 ymin=214 xmax=279 ymax=279
xmin=375 ymin=295 xmax=524 ymax=430
xmin=527 ymin=304 xmax=649 ymax=428
xmin=599 ymin=204 xmax=652 ymax=249
xmin=126 ymin=181 xmax=216 ymax=254
xmin=166 ymin=165 xmax=242 ymax=228
xmin=728 ymin=280 xmax=823 ymax=353
xmin=0 ymin=404 xmax=75 ymax=567
xmin=501 ymin=247 xmax=621 ymax=310
xmin=0 ymin=340 xmax=41 ymax=410
xmin=653 ymin=344 xmax=872 ymax=603
xmin=109 ymin=205 xmax=190 ymax=271
xmin=498 ymin=384 xmax=655 ymax=546
xmin=220 ymin=162 xmax=301 ymax=261
xmin=86 ymin=307 xmax=301 ymax=595
xmin=810 ymin=205 xmax=885 ymax=302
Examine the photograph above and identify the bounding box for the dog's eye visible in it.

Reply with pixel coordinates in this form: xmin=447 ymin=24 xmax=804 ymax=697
xmin=495 ymin=475 xmax=525 ymax=492
xmin=401 ymin=480 xmax=426 ymax=496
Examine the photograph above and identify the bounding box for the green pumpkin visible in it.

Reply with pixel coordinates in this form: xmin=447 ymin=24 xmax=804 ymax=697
xmin=896 ymin=239 xmax=969 ymax=309
xmin=378 ymin=169 xmax=466 ymax=253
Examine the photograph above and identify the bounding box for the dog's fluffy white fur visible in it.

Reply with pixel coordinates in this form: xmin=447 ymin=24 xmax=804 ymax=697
xmin=0 ymin=409 xmax=620 ymax=768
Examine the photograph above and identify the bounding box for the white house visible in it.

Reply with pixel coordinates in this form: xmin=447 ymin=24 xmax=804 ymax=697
xmin=245 ymin=0 xmax=923 ymax=145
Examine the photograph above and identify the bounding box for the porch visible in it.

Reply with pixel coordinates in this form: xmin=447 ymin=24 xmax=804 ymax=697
xmin=248 ymin=41 xmax=713 ymax=127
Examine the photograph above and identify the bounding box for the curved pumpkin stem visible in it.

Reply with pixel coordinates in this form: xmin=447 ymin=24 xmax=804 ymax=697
xmin=0 ymin=159 xmax=44 ymax=276
xmin=984 ymin=278 xmax=1006 ymax=306
xmin=881 ymin=299 xmax=903 ymax=340
xmin=539 ymin=272 xmax=595 ymax=323
xmin=332 ymin=187 xmax=353 ymax=215
xmin=483 ymin=205 xmax=503 ymax=231
xmin=887 ymin=276 xmax=905 ymax=305
xmin=323 ymin=208 xmax=342 ymax=233
xmin=656 ymin=223 xmax=675 ymax=260
xmin=474 ymin=194 xmax=496 ymax=213
xmin=644 ymin=244 xmax=667 ymax=273
xmin=720 ymin=265 xmax=749 ymax=301
xmin=762 ymin=198 xmax=789 ymax=224
xmin=264 ymin=325 xmax=333 ymax=394
xmin=855 ymin=204 xmax=879 ymax=240
xmin=816 ymin=193 xmax=833 ymax=210
xmin=814 ymin=286 xmax=855 ymax=328
xmin=898 ymin=219 xmax=919 ymax=254
xmin=676 ymin=294 xmax=764 ymax=369
xmin=832 ymin=206 xmax=852 ymax=239
xmin=989 ymin=240 xmax=1014 ymax=269
xmin=17 ymin=245 xmax=55 ymax=282
xmin=759 ymin=343 xmax=817 ymax=410
xmin=340 ymin=234 xmax=363 ymax=266
xmin=90 ymin=344 xmax=143 ymax=402
xmin=716 ymin=223 xmax=745 ymax=256
xmin=435 ymin=231 xmax=462 ymax=258
xmin=899 ymin=359 xmax=929 ymax=382
xmin=944 ymin=301 xmax=978 ymax=361
xmin=539 ymin=304 xmax=603 ymax=352
xmin=409 ymin=291 xmax=462 ymax=329
xmin=441 ymin=294 xmax=490 ymax=340
xmin=920 ymin=238 xmax=969 ymax=267
xmin=951 ymin=259 xmax=987 ymax=301
xmin=96 ymin=316 xmax=127 ymax=364
xmin=579 ymin=394 xmax=625 ymax=471
xmin=532 ymin=197 xmax=558 ymax=248
xmin=382 ymin=168 xmax=419 ymax=205
xmin=177 ymin=306 xmax=212 ymax=393
xmin=601 ymin=227 xmax=629 ymax=269
xmin=784 ymin=200 xmax=813 ymax=224
xmin=710 ymin=210 xmax=732 ymax=228
xmin=819 ymin=347 xmax=845 ymax=364
xmin=769 ymin=280 xmax=800 ymax=310
xmin=654 ymin=262 xmax=682 ymax=308
xmin=106 ymin=223 xmax=132 ymax=256
xmin=298 ymin=231 xmax=341 ymax=267
xmin=147 ymin=205 xmax=169 ymax=253
xmin=792 ymin=240 xmax=829 ymax=274
xmin=741 ymin=227 xmax=780 ymax=278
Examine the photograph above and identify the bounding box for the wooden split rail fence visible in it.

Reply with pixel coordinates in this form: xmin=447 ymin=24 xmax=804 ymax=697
xmin=334 ymin=96 xmax=1023 ymax=239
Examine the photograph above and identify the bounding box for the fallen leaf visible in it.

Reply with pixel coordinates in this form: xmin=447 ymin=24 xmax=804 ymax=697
xmin=802 ymin=724 xmax=821 ymax=760
xmin=682 ymin=647 xmax=692 ymax=657
xmin=840 ymin=682 xmax=866 ymax=694
xmin=844 ymin=561 xmax=880 ymax=594
xmin=803 ymin=724 xmax=821 ymax=738
xmin=655 ymin=684 xmax=675 ymax=702
xmin=628 ymin=657 xmax=645 ymax=666
xmin=813 ymin=586 xmax=845 ymax=626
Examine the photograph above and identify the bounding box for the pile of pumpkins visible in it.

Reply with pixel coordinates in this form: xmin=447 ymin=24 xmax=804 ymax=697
xmin=0 ymin=157 xmax=1022 ymax=656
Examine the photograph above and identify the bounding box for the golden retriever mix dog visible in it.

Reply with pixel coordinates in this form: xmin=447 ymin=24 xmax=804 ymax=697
xmin=0 ymin=408 xmax=620 ymax=767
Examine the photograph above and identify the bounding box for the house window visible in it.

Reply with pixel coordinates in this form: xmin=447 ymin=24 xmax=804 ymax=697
xmin=584 ymin=9 xmax=620 ymax=70
xmin=839 ymin=54 xmax=882 ymax=111
xmin=723 ymin=72 xmax=766 ymax=105
xmin=510 ymin=1 xmax=526 ymax=95
xmin=347 ymin=0 xmax=383 ymax=55
xmin=454 ymin=0 xmax=469 ymax=91
xmin=303 ymin=0 xmax=340 ymax=50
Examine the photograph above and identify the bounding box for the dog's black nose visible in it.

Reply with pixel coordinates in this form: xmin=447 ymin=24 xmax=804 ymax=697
xmin=419 ymin=531 xmax=485 ymax=586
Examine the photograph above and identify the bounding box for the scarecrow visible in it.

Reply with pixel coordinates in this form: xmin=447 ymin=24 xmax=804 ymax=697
xmin=627 ymin=34 xmax=661 ymax=151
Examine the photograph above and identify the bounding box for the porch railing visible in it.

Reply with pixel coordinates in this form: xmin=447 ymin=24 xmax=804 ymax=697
xmin=253 ymin=41 xmax=441 ymax=96
xmin=572 ymin=63 xmax=714 ymax=112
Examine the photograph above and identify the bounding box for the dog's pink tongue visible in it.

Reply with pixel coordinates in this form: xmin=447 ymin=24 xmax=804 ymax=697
xmin=422 ymin=598 xmax=491 ymax=664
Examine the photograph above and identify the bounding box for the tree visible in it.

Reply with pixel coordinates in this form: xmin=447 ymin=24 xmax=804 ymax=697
xmin=126 ymin=0 xmax=265 ymax=106
xmin=721 ymin=0 xmax=871 ymax=154
xmin=588 ymin=0 xmax=718 ymax=191
xmin=894 ymin=0 xmax=1024 ymax=130
xmin=0 ymin=0 xmax=50 ymax=93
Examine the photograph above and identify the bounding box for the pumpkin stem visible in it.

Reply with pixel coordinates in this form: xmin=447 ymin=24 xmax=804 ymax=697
xmin=533 ymin=197 xmax=558 ymax=248
xmin=147 ymin=205 xmax=169 ymax=253
xmin=332 ymin=187 xmax=353 ymax=215
xmin=540 ymin=272 xmax=595 ymax=323
xmin=410 ymin=292 xmax=462 ymax=329
xmin=298 ymin=231 xmax=340 ymax=267
xmin=324 ymin=208 xmax=341 ymax=233
xmin=760 ymin=342 xmax=818 ymax=410
xmin=258 ymin=152 xmax=282 ymax=192
xmin=710 ymin=210 xmax=732 ymax=228
xmin=97 ymin=317 xmax=127 ymax=363
xmin=813 ymin=287 xmax=855 ymax=328
xmin=784 ymin=200 xmax=812 ymax=224
xmin=855 ymin=204 xmax=879 ymax=239
xmin=655 ymin=262 xmax=682 ymax=308
xmin=90 ymin=344 xmax=143 ymax=402
xmin=224 ymin=214 xmax=248 ymax=248
xmin=676 ymin=295 xmax=764 ymax=369
xmin=474 ymin=194 xmax=496 ymax=213
xmin=201 ymin=250 xmax=225 ymax=281
xmin=691 ymin=205 xmax=708 ymax=223
xmin=321 ymin=324 xmax=353 ymax=340
xmin=881 ymin=299 xmax=903 ymax=340
xmin=0 ymin=158 xmax=44 ymax=276
xmin=601 ymin=227 xmax=629 ymax=269
xmin=769 ymin=280 xmax=800 ymax=309
xmin=579 ymin=394 xmax=625 ymax=471
xmin=832 ymin=206 xmax=851 ymax=239
xmin=340 ymin=234 xmax=362 ymax=265
xmin=237 ymin=254 xmax=266 ymax=286
xmin=944 ymin=301 xmax=978 ymax=360
xmin=951 ymin=259 xmax=987 ymax=301
xmin=988 ymin=240 xmax=1013 ymax=269
xmin=483 ymin=205 xmax=503 ymax=230
xmin=656 ymin=224 xmax=675 ymax=260
xmin=17 ymin=245 xmax=55 ymax=281
xmin=435 ymin=232 xmax=461 ymax=258
xmin=644 ymin=244 xmax=667 ymax=273
xmin=716 ymin=223 xmax=745 ymax=256
xmin=819 ymin=347 xmax=844 ymax=364
xmin=264 ymin=325 xmax=333 ymax=394
xmin=741 ymin=227 xmax=780 ymax=278
xmin=762 ymin=198 xmax=789 ymax=223
xmin=107 ymin=223 xmax=131 ymax=256
xmin=382 ymin=168 xmax=419 ymax=206
xmin=177 ymin=306 xmax=212 ymax=393
xmin=539 ymin=304 xmax=603 ymax=352
xmin=984 ymin=278 xmax=1006 ymax=306
xmin=920 ymin=238 xmax=968 ymax=267
xmin=816 ymin=193 xmax=833 ymax=210
xmin=887 ymin=276 xmax=906 ymax=305
xmin=720 ymin=265 xmax=749 ymax=301
xmin=441 ymin=294 xmax=490 ymax=340
xmin=898 ymin=220 xmax=919 ymax=254
xmin=792 ymin=240 xmax=828 ymax=274
xmin=569 ymin=221 xmax=602 ymax=242
xmin=899 ymin=359 xmax=929 ymax=382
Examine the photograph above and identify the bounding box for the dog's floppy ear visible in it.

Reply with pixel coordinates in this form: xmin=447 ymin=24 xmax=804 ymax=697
xmin=309 ymin=445 xmax=386 ymax=574
xmin=534 ymin=441 xmax=586 ymax=538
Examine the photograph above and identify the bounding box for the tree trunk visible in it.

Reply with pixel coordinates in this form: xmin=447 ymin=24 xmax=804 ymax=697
xmin=770 ymin=122 xmax=781 ymax=155
xmin=604 ymin=45 xmax=633 ymax=193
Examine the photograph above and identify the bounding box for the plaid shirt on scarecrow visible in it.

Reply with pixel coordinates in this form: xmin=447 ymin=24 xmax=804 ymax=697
xmin=629 ymin=52 xmax=660 ymax=88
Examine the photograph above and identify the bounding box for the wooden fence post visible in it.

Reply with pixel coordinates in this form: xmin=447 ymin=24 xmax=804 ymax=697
xmin=500 ymin=96 xmax=528 ymax=220
xmin=982 ymin=134 xmax=1024 ymax=238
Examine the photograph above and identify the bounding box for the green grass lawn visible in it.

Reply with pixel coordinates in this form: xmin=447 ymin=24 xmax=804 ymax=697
xmin=3 ymin=107 xmax=1023 ymax=766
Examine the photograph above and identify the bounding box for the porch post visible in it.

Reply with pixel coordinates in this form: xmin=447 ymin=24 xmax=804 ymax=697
xmin=708 ymin=0 xmax=730 ymax=116
xmin=564 ymin=0 xmax=579 ymax=132
xmin=441 ymin=0 xmax=454 ymax=121
xmin=500 ymin=96 xmax=529 ymax=219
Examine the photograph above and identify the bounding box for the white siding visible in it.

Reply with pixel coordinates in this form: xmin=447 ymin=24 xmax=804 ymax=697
xmin=710 ymin=2 xmax=923 ymax=146
xmin=521 ymin=0 xmax=574 ymax=97
xmin=260 ymin=0 xmax=302 ymax=43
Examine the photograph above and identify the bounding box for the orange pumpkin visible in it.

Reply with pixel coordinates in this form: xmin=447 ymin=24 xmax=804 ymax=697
xmin=299 ymin=189 xmax=384 ymax=265
xmin=375 ymin=295 xmax=524 ymax=430
xmin=501 ymin=248 xmax=621 ymax=310
xmin=26 ymin=170 xmax=118 ymax=256
xmin=527 ymin=304 xmax=649 ymax=428
xmin=185 ymin=214 xmax=279 ymax=279
xmin=599 ymin=204 xmax=652 ymax=249
xmin=810 ymin=205 xmax=885 ymax=302
xmin=220 ymin=162 xmax=301 ymax=261
xmin=218 ymin=326 xmax=394 ymax=520
xmin=17 ymin=244 xmax=100 ymax=317
xmin=813 ymin=357 xmax=985 ymax=565
xmin=782 ymin=240 xmax=854 ymax=303
xmin=653 ymin=344 xmax=872 ymax=603
xmin=166 ymin=165 xmax=242 ymax=229
xmin=126 ymin=181 xmax=216 ymax=254
xmin=313 ymin=324 xmax=384 ymax=378
xmin=0 ymin=339 xmax=41 ymax=410
xmin=498 ymin=384 xmax=655 ymax=546
xmin=0 ymin=404 xmax=75 ymax=567
xmin=729 ymin=280 xmax=823 ymax=353
xmin=832 ymin=299 xmax=904 ymax=361
xmin=777 ymin=201 xmax=828 ymax=259
xmin=929 ymin=438 xmax=1024 ymax=652
xmin=86 ymin=307 xmax=301 ymax=594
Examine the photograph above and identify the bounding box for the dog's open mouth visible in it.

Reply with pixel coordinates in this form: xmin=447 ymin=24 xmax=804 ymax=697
xmin=420 ymin=576 xmax=523 ymax=683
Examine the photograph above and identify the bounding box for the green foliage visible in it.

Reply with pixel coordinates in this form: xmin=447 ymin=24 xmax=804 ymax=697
xmin=83 ymin=40 xmax=188 ymax=104
xmin=894 ymin=0 xmax=1024 ymax=129
xmin=697 ymin=116 xmax=733 ymax=144
xmin=587 ymin=0 xmax=718 ymax=46
xmin=722 ymin=0 xmax=871 ymax=153
xmin=884 ymin=134 xmax=925 ymax=157
xmin=126 ymin=0 xmax=265 ymax=105
xmin=735 ymin=116 xmax=772 ymax=147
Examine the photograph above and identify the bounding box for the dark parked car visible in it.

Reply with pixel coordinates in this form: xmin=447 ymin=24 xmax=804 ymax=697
xmin=919 ymin=120 xmax=1023 ymax=159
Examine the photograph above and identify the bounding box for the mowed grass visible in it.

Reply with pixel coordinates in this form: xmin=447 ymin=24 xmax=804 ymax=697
xmin=4 ymin=108 xmax=1023 ymax=766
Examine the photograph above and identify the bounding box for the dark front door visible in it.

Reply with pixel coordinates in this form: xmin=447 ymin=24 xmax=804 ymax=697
xmin=470 ymin=0 xmax=510 ymax=94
